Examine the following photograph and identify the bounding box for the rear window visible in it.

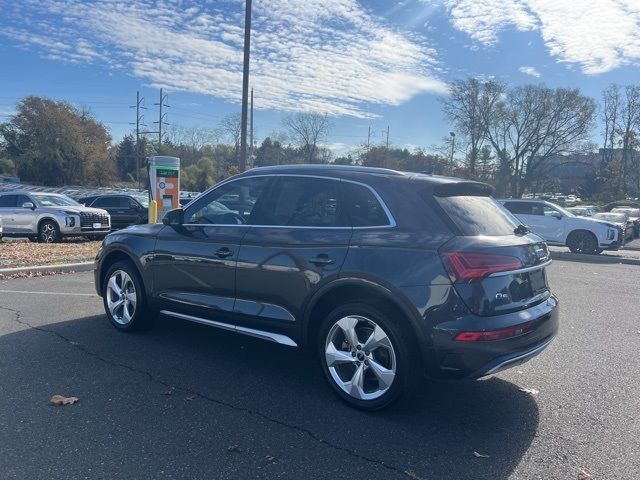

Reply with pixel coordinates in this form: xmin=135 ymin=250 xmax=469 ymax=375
xmin=435 ymin=195 xmax=519 ymax=236
xmin=341 ymin=182 xmax=390 ymax=227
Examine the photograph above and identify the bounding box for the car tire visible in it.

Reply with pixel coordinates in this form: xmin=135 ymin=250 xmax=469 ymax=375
xmin=317 ymin=302 xmax=418 ymax=411
xmin=38 ymin=220 xmax=61 ymax=243
xmin=28 ymin=236 xmax=38 ymax=242
xmin=567 ymin=230 xmax=599 ymax=255
xmin=102 ymin=261 xmax=154 ymax=331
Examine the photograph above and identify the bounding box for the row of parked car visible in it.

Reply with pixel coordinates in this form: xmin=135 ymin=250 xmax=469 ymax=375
xmin=499 ymin=199 xmax=639 ymax=255
xmin=566 ymin=205 xmax=640 ymax=241
xmin=0 ymin=187 xmax=204 ymax=243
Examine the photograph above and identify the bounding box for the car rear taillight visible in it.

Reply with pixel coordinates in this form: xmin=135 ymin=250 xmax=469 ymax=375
xmin=454 ymin=322 xmax=534 ymax=341
xmin=440 ymin=251 xmax=522 ymax=283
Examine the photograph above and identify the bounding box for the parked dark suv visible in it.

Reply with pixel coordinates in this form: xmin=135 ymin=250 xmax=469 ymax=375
xmin=79 ymin=194 xmax=148 ymax=230
xmin=94 ymin=165 xmax=559 ymax=410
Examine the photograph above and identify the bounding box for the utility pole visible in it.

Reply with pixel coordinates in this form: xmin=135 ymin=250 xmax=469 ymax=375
xmin=366 ymin=126 xmax=371 ymax=151
xmin=239 ymin=0 xmax=253 ymax=172
xmin=129 ymin=91 xmax=147 ymax=190
xmin=449 ymin=131 xmax=456 ymax=175
xmin=154 ymin=88 xmax=170 ymax=148
xmin=385 ymin=126 xmax=390 ymax=149
xmin=384 ymin=126 xmax=390 ymax=168
xmin=249 ymin=87 xmax=254 ymax=167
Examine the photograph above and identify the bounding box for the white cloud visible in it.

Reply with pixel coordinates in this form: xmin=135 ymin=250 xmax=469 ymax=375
xmin=320 ymin=142 xmax=349 ymax=151
xmin=0 ymin=106 xmax=16 ymax=117
xmin=518 ymin=66 xmax=541 ymax=77
xmin=0 ymin=0 xmax=447 ymax=118
xmin=446 ymin=0 xmax=640 ymax=74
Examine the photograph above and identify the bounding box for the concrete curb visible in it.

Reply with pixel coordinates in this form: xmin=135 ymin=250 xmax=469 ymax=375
xmin=551 ymin=251 xmax=640 ymax=266
xmin=0 ymin=261 xmax=94 ymax=276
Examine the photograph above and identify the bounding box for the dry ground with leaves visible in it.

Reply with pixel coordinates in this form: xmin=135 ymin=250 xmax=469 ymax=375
xmin=0 ymin=238 xmax=100 ymax=269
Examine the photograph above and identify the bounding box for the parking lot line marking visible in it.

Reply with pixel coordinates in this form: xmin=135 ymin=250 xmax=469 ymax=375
xmin=0 ymin=290 xmax=97 ymax=297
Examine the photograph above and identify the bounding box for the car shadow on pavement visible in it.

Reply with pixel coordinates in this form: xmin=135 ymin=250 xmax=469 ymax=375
xmin=0 ymin=312 xmax=539 ymax=480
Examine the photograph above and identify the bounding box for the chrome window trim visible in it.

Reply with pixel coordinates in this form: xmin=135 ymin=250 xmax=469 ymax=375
xmin=183 ymin=173 xmax=397 ymax=230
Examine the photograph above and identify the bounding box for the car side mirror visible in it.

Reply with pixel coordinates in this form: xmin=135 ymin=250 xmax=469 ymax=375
xmin=22 ymin=202 xmax=35 ymax=210
xmin=551 ymin=211 xmax=562 ymax=220
xmin=162 ymin=208 xmax=184 ymax=227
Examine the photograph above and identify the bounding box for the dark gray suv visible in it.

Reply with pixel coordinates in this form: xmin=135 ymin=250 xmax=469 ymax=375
xmin=94 ymin=165 xmax=558 ymax=410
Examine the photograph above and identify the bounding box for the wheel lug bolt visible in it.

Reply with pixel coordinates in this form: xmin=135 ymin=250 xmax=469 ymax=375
xmin=351 ymin=351 xmax=356 ymax=357
xmin=364 ymin=360 xmax=369 ymax=366
xmin=356 ymin=345 xmax=362 ymax=350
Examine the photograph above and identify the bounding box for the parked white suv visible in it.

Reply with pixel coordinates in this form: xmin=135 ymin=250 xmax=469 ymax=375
xmin=0 ymin=191 xmax=111 ymax=243
xmin=499 ymin=199 xmax=623 ymax=255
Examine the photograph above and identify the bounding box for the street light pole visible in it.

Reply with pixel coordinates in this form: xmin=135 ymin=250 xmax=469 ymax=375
xmin=239 ymin=0 xmax=252 ymax=172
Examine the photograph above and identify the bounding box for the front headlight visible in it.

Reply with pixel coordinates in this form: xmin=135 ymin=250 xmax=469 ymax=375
xmin=65 ymin=216 xmax=76 ymax=227
xmin=606 ymin=228 xmax=617 ymax=240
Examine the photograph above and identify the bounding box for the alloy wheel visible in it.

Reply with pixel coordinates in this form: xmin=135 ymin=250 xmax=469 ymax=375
xmin=106 ymin=270 xmax=137 ymax=325
xmin=40 ymin=223 xmax=56 ymax=243
xmin=324 ymin=315 xmax=397 ymax=401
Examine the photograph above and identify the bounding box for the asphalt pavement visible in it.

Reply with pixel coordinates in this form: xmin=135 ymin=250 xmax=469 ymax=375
xmin=0 ymin=261 xmax=638 ymax=479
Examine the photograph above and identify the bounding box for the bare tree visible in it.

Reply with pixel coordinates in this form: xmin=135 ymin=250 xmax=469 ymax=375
xmin=165 ymin=124 xmax=219 ymax=150
xmin=480 ymin=84 xmax=595 ymax=197
xmin=441 ymin=78 xmax=503 ymax=178
xmin=601 ymin=84 xmax=620 ymax=167
xmin=616 ymin=85 xmax=640 ymax=195
xmin=217 ymin=113 xmax=242 ymax=159
xmin=282 ymin=112 xmax=331 ymax=164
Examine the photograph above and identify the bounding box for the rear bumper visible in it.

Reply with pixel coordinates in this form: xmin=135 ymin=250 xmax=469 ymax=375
xmin=470 ymin=333 xmax=556 ymax=377
xmin=431 ymin=295 xmax=559 ymax=379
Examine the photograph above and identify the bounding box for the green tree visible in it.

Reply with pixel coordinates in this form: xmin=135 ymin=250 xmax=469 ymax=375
xmin=0 ymin=96 xmax=113 ymax=186
xmin=0 ymin=157 xmax=15 ymax=175
xmin=180 ymin=156 xmax=238 ymax=192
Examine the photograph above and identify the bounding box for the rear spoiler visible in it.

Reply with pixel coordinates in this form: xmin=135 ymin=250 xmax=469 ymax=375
xmin=432 ymin=181 xmax=494 ymax=197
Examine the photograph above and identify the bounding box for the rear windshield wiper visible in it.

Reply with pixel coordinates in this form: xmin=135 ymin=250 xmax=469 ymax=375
xmin=514 ymin=224 xmax=530 ymax=235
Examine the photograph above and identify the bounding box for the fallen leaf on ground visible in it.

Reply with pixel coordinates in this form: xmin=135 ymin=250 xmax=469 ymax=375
xmin=184 ymin=395 xmax=196 ymax=401
xmin=227 ymin=444 xmax=241 ymax=453
xmin=578 ymin=468 xmax=594 ymax=479
xmin=265 ymin=454 xmax=275 ymax=461
xmin=0 ymin=239 xmax=100 ymax=268
xmin=50 ymin=395 xmax=79 ymax=406
xmin=473 ymin=451 xmax=490 ymax=458
xmin=404 ymin=471 xmax=426 ymax=480
xmin=519 ymin=387 xmax=539 ymax=395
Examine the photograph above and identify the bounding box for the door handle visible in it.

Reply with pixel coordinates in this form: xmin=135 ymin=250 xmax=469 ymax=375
xmin=309 ymin=255 xmax=335 ymax=266
xmin=215 ymin=247 xmax=234 ymax=258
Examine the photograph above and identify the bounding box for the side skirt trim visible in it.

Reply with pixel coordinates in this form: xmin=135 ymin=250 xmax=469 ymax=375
xmin=160 ymin=310 xmax=298 ymax=347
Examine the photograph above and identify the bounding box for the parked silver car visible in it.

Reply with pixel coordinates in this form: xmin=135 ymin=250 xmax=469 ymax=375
xmin=0 ymin=191 xmax=111 ymax=243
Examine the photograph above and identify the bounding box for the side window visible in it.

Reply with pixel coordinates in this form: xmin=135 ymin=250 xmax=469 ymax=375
xmin=341 ymin=182 xmax=390 ymax=227
xmin=93 ymin=197 xmax=118 ymax=208
xmin=186 ymin=176 xmax=269 ymax=225
xmin=503 ymin=202 xmax=532 ymax=215
xmin=259 ymin=177 xmax=347 ymax=227
xmin=120 ymin=197 xmax=139 ymax=209
xmin=543 ymin=205 xmax=559 ymax=217
xmin=16 ymin=195 xmax=31 ymax=207
xmin=0 ymin=195 xmax=17 ymax=208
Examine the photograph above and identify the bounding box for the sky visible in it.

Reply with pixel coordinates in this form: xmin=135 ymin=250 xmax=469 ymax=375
xmin=1 ymin=0 xmax=639 ymax=156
